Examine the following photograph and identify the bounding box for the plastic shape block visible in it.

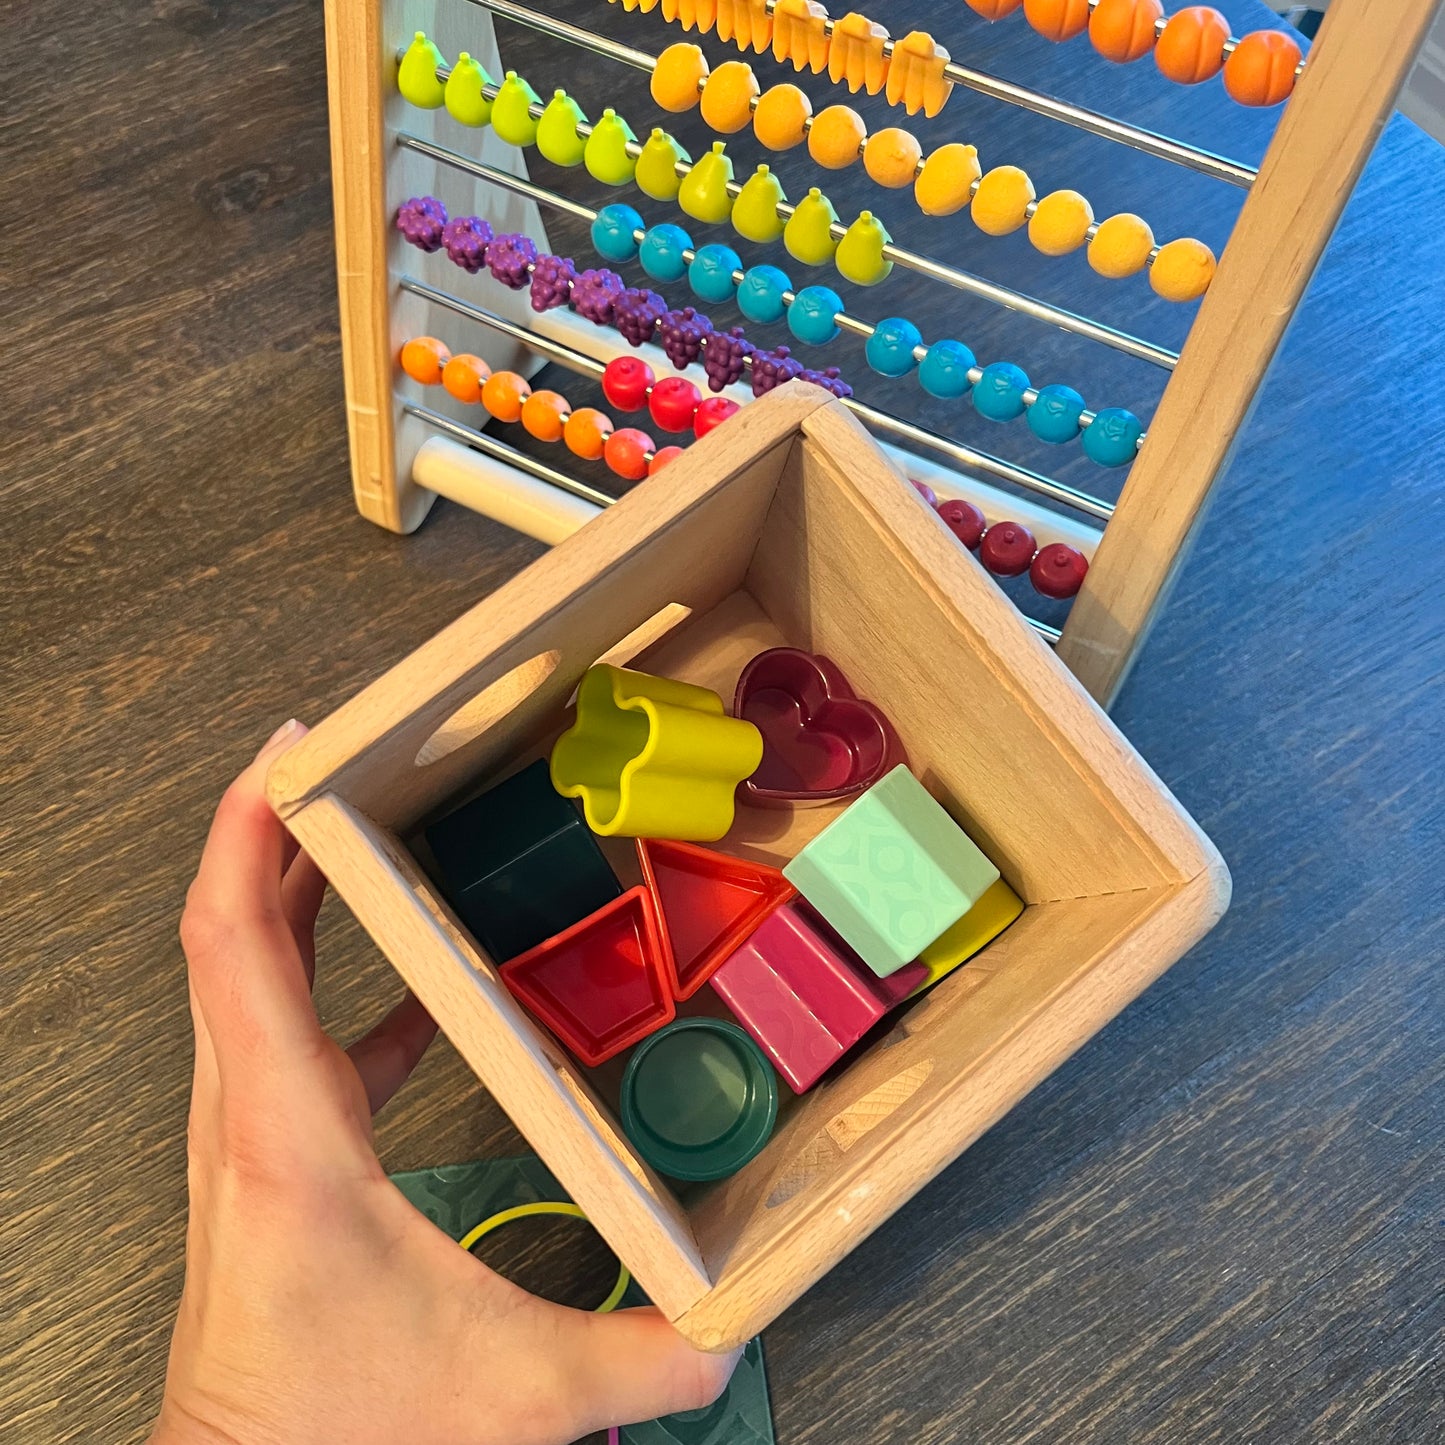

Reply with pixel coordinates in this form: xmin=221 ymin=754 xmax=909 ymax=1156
xmin=621 ymin=1018 xmax=779 ymax=1180
xmin=500 ymin=886 xmax=675 ymax=1067
xmin=734 ymin=647 xmax=905 ymax=807
xmin=912 ymin=876 xmax=1024 ymax=992
xmin=424 ymin=759 xmax=621 ymax=963
xmin=712 ymin=900 xmax=916 ymax=1092
xmin=551 ymin=665 xmax=763 ymax=841
xmin=783 ymin=765 xmax=1000 ymax=977
xmin=637 ymin=838 xmax=794 ymax=998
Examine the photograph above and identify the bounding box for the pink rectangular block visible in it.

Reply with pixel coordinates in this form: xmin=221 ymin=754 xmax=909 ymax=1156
xmin=711 ymin=901 xmax=924 ymax=1093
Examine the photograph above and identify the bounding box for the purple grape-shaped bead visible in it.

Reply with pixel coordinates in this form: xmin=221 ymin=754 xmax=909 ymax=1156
xmin=571 ymin=268 xmax=627 ymax=327
xmin=530 ymin=254 xmax=577 ymax=313
xmin=750 ymin=346 xmax=805 ymax=397
xmin=396 ymin=196 xmax=447 ymax=252
xmin=612 ymin=287 xmax=667 ymax=347
xmin=701 ymin=327 xmax=754 ymax=393
xmin=799 ymin=366 xmax=853 ymax=400
xmin=486 ymin=233 xmax=539 ymax=290
xmin=658 ymin=307 xmax=714 ymax=371
xmin=441 ymin=215 xmax=494 ymax=274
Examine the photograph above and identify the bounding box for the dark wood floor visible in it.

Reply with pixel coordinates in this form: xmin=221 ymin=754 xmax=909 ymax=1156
xmin=3 ymin=0 xmax=1442 ymax=1441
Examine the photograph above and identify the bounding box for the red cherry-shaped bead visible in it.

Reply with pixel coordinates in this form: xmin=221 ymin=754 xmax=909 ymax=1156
xmin=1030 ymin=542 xmax=1089 ymax=598
xmin=649 ymin=445 xmax=685 ymax=474
xmin=979 ymin=521 xmax=1037 ymax=576
xmin=693 ymin=396 xmax=740 ymax=437
xmin=649 ymin=376 xmax=704 ymax=433
xmin=909 ymin=478 xmax=938 ymax=507
xmin=603 ymin=427 xmax=654 ymax=480
xmin=936 ymin=498 xmax=986 ymax=550
xmin=602 ymin=355 xmax=656 ymax=412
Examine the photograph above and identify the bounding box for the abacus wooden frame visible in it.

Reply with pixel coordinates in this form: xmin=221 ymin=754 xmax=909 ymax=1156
xmin=322 ymin=0 xmax=1437 ymax=707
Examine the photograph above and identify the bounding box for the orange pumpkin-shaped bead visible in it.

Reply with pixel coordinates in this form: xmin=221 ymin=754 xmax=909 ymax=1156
xmin=1154 ymin=6 xmax=1229 ymax=84
xmin=1223 ymin=28 xmax=1302 ymax=106
xmin=441 ymin=353 xmax=490 ymax=403
xmin=481 ymin=370 xmax=531 ymax=423
xmin=400 ymin=336 xmax=450 ymax=385
xmin=564 ymin=407 xmax=613 ymax=460
xmin=1023 ymin=0 xmax=1090 ymax=43
xmin=964 ymin=0 xmax=1024 ymax=18
xmin=1089 ymin=0 xmax=1163 ymax=63
xmin=520 ymin=389 xmax=571 ymax=442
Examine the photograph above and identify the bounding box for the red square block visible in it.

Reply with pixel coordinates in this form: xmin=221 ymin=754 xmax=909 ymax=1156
xmin=712 ymin=900 xmax=925 ymax=1092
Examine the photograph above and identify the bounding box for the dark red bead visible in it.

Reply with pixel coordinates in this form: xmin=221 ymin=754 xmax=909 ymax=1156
xmin=693 ymin=396 xmax=740 ymax=437
xmin=909 ymin=478 xmax=938 ymax=507
xmin=936 ymin=498 xmax=985 ymax=550
xmin=1030 ymin=542 xmax=1089 ymax=598
xmin=601 ymin=356 xmax=655 ymax=412
xmin=648 ymin=375 xmax=703 ymax=433
xmin=979 ymin=521 xmax=1037 ymax=576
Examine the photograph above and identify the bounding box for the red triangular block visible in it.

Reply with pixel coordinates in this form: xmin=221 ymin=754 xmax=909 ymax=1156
xmin=637 ymin=838 xmax=795 ymax=1000
xmin=500 ymin=886 xmax=675 ymax=1067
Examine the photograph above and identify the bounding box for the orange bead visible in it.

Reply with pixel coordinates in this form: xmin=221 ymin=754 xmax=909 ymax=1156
xmin=1154 ymin=6 xmax=1229 ymax=84
xmin=965 ymin=0 xmax=1024 ymax=17
xmin=699 ymin=61 xmax=760 ymax=134
xmin=480 ymin=370 xmax=531 ymax=423
xmin=1223 ymin=28 xmax=1301 ymax=106
xmin=1089 ymin=0 xmax=1163 ymax=63
xmin=807 ymin=104 xmax=867 ymax=169
xmin=863 ymin=128 xmax=923 ymax=188
xmin=1023 ymin=0 xmax=1090 ymax=42
xmin=604 ymin=427 xmax=654 ymax=481
xmin=441 ymin=353 xmax=490 ymax=404
xmin=400 ymin=336 xmax=449 ymax=385
xmin=649 ymin=445 xmax=685 ymax=474
xmin=564 ymin=407 xmax=613 ymax=460
xmin=520 ymin=389 xmax=570 ymax=442
xmin=753 ymin=83 xmax=812 ymax=150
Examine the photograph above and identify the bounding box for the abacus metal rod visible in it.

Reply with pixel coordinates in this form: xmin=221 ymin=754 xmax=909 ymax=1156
xmin=403 ymin=398 xmax=1064 ymax=643
xmin=398 ymin=131 xmax=1178 ymax=370
xmin=400 ymin=274 xmax=1117 ymax=522
xmin=467 ymin=0 xmax=1255 ymax=187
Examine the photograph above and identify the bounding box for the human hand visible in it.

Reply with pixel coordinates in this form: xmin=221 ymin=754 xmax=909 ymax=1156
xmin=152 ymin=721 xmax=737 ymax=1445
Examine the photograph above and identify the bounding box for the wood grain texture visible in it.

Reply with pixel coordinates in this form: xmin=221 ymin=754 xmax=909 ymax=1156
xmin=2 ymin=0 xmax=1441 ymax=1439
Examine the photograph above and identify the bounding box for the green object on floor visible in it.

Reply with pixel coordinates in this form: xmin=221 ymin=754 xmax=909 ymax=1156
xmin=621 ymin=1337 xmax=775 ymax=1445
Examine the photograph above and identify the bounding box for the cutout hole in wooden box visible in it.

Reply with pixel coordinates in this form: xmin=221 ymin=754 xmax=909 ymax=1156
xmin=267 ymin=384 xmax=1229 ymax=1350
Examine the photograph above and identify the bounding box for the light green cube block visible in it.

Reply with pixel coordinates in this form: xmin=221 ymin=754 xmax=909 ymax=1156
xmin=783 ymin=766 xmax=1000 ymax=977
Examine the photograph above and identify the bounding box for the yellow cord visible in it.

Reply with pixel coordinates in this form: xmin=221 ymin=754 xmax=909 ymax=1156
xmin=458 ymin=1201 xmax=631 ymax=1314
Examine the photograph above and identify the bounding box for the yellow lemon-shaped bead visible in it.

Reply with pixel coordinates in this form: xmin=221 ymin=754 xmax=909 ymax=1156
xmin=971 ymin=165 xmax=1035 ymax=236
xmin=700 ymin=61 xmax=760 ymax=134
xmin=1149 ymin=236 xmax=1216 ymax=301
xmin=862 ymin=128 xmax=923 ymax=189
xmin=807 ymin=104 xmax=866 ymax=169
xmin=1028 ymin=189 xmax=1093 ymax=255
xmin=914 ymin=143 xmax=980 ymax=217
xmin=753 ymin=83 xmax=812 ymax=150
xmin=651 ymin=43 xmax=708 ymax=112
xmin=1088 ymin=212 xmax=1154 ymax=277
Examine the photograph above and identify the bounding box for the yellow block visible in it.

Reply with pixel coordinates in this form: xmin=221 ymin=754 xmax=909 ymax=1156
xmin=911 ymin=877 xmax=1025 ymax=992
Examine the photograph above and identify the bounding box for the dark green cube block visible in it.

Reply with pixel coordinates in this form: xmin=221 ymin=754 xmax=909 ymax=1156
xmin=424 ymin=759 xmax=621 ymax=963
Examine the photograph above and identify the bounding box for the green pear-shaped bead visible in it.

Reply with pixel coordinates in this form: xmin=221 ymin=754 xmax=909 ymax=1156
xmin=835 ymin=210 xmax=894 ymax=286
xmin=732 ymin=165 xmax=787 ymax=244
xmin=783 ymin=187 xmax=840 ymax=266
xmin=491 ymin=71 xmax=542 ymax=147
xmin=398 ymin=31 xmax=446 ymax=109
xmin=678 ymin=142 xmax=735 ymax=226
xmin=444 ymin=52 xmax=494 ymax=126
xmin=583 ymin=109 xmax=639 ymax=185
xmin=536 ymin=90 xmax=588 ymax=166
xmin=635 ymin=128 xmax=690 ymax=202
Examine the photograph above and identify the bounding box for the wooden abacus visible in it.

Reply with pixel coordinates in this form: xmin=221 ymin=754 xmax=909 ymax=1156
xmin=324 ymin=0 xmax=1434 ymax=707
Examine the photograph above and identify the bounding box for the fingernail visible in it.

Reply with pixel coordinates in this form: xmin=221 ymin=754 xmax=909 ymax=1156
xmin=258 ymin=719 xmax=299 ymax=757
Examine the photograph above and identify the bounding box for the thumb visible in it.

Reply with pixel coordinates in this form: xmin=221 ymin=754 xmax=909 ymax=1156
xmin=555 ymin=1306 xmax=741 ymax=1436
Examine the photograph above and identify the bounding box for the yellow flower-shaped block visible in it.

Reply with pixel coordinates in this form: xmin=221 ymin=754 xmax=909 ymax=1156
xmin=551 ymin=666 xmax=763 ymax=841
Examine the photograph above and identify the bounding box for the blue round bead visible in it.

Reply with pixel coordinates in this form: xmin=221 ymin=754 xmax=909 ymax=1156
xmin=638 ymin=223 xmax=693 ymax=284
xmin=736 ymin=265 xmax=792 ymax=324
xmin=688 ymin=243 xmax=742 ymax=304
xmin=972 ymin=361 xmax=1031 ymax=422
xmin=1081 ymin=407 xmax=1143 ymax=466
xmin=787 ymin=286 xmax=844 ymax=346
xmin=1027 ymin=384 xmax=1086 ymax=444
xmin=865 ymin=318 xmax=923 ymax=377
xmin=590 ymin=204 xmax=643 ymax=264
xmin=918 ymin=340 xmax=976 ymax=399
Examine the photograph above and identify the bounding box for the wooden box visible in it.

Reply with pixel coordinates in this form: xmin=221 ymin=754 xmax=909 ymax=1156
xmin=267 ymin=383 xmax=1229 ymax=1350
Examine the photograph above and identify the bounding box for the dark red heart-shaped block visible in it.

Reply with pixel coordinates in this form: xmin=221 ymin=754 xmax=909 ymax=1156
xmin=734 ymin=648 xmax=905 ymax=806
